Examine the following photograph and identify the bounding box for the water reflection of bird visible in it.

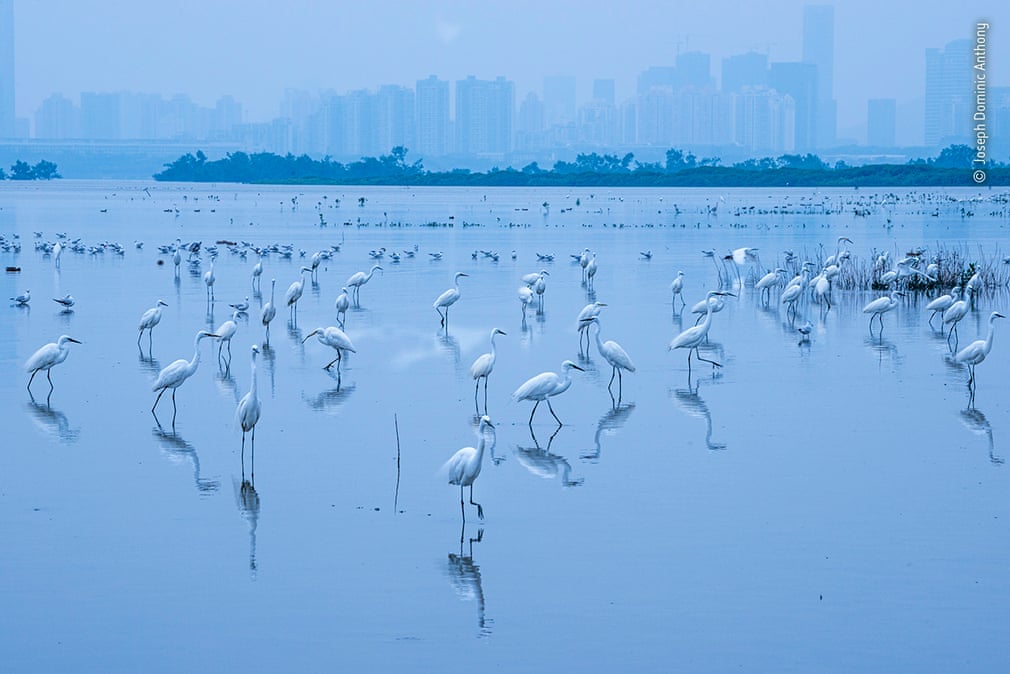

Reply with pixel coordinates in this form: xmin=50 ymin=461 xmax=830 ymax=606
xmin=959 ymin=408 xmax=1004 ymax=465
xmin=514 ymin=434 xmax=584 ymax=487
xmin=303 ymin=377 xmax=356 ymax=412
xmin=26 ymin=398 xmax=80 ymax=443
xmin=582 ymin=403 xmax=635 ymax=462
xmin=234 ymin=476 xmax=260 ymax=577
xmin=152 ymin=427 xmax=220 ymax=494
xmin=26 ymin=335 xmax=81 ymax=394
xmin=470 ymin=328 xmax=506 ymax=414
xmin=152 ymin=330 xmax=218 ymax=424
xmin=512 ymin=360 xmax=584 ymax=427
xmin=443 ymin=415 xmax=495 ymax=521
xmin=672 ymin=377 xmax=726 ymax=451
xmin=446 ymin=528 xmax=492 ymax=638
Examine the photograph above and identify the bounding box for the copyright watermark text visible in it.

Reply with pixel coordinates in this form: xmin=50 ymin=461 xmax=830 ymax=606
xmin=972 ymin=21 xmax=989 ymax=184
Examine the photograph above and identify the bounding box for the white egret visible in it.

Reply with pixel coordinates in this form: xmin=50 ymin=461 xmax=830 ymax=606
xmin=434 ymin=272 xmax=469 ymax=327
xmin=260 ymin=280 xmax=276 ymax=345
xmin=303 ymin=326 xmax=356 ymax=370
xmin=690 ymin=293 xmax=727 ymax=325
xmin=512 ymin=360 xmax=585 ymax=427
xmin=943 ymin=294 xmax=970 ymax=347
xmin=152 ymin=330 xmax=219 ymax=421
xmin=576 ymin=301 xmax=607 ymax=353
xmin=925 ymin=287 xmax=959 ymax=328
xmin=203 ymin=260 xmax=215 ymax=301
xmin=12 ymin=289 xmax=30 ymax=306
xmin=335 ymin=287 xmax=351 ymax=328
xmin=670 ymin=271 xmax=685 ymax=309
xmin=521 ymin=269 xmax=549 ymax=287
xmin=443 ymin=415 xmax=495 ymax=521
xmin=310 ymin=251 xmax=322 ymax=280
xmin=251 ymin=261 xmax=262 ymax=291
xmin=53 ymin=241 xmax=63 ymax=267
xmin=236 ymin=344 xmax=262 ymax=459
xmin=755 ymin=268 xmax=786 ymax=303
xmin=346 ymin=265 xmax=382 ymax=305
xmin=53 ymin=294 xmax=75 ymax=310
xmin=670 ymin=291 xmax=736 ymax=371
xmin=285 ymin=266 xmax=312 ymax=321
xmin=518 ymin=286 xmax=534 ymax=318
xmin=534 ymin=272 xmax=548 ymax=311
xmin=215 ymin=311 xmax=241 ymax=362
xmin=585 ymin=253 xmax=598 ymax=290
xmin=863 ymin=290 xmax=904 ymax=333
xmin=25 ymin=335 xmax=81 ymax=393
xmin=582 ymin=315 xmax=635 ymax=398
xmin=173 ymin=246 xmax=182 ymax=277
xmin=138 ymin=299 xmax=168 ymax=349
xmin=470 ymin=328 xmax=506 ymax=413
xmin=579 ymin=248 xmax=591 ymax=281
xmin=955 ymin=311 xmax=1005 ymax=390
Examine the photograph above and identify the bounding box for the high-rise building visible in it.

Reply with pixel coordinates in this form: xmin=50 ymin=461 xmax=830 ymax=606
xmin=543 ymin=75 xmax=576 ymax=128
xmin=637 ymin=66 xmax=677 ymax=96
xmin=802 ymin=4 xmax=835 ymax=148
xmin=592 ymin=79 xmax=615 ymax=106
xmin=0 ymin=0 xmax=14 ymax=138
xmin=722 ymin=52 xmax=768 ymax=93
xmin=925 ymin=39 xmax=973 ymax=147
xmin=867 ymin=98 xmax=897 ymax=147
xmin=415 ymin=75 xmax=450 ymax=157
xmin=374 ymin=85 xmax=415 ymax=155
xmin=34 ymin=94 xmax=78 ymax=139
xmin=769 ymin=62 xmax=818 ymax=151
xmin=676 ymin=51 xmax=712 ymax=90
xmin=732 ymin=88 xmax=795 ymax=153
xmin=455 ymin=76 xmax=513 ymax=156
xmin=80 ymin=92 xmax=121 ymax=139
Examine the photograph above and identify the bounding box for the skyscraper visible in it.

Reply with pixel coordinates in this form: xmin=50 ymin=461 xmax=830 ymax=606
xmin=592 ymin=79 xmax=615 ymax=106
xmin=0 ymin=0 xmax=14 ymax=138
xmin=769 ymin=62 xmax=818 ymax=151
xmin=543 ymin=75 xmax=576 ymax=128
xmin=802 ymin=4 xmax=835 ymax=148
xmin=415 ymin=76 xmax=450 ymax=157
xmin=925 ymin=39 xmax=972 ymax=147
xmin=455 ymin=76 xmax=513 ymax=156
xmin=867 ymin=99 xmax=896 ymax=147
xmin=676 ymin=51 xmax=712 ymax=90
xmin=722 ymin=52 xmax=768 ymax=93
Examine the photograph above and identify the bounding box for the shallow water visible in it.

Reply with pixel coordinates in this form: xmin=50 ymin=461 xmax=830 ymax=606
xmin=2 ymin=181 xmax=1010 ymax=670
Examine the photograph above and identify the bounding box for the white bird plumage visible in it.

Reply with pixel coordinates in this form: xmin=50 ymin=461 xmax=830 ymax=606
xmin=434 ymin=272 xmax=469 ymax=327
xmin=470 ymin=328 xmax=506 ymax=413
xmin=236 ymin=344 xmax=262 ymax=458
xmin=138 ymin=299 xmax=168 ymax=349
xmin=671 ymin=291 xmax=735 ymax=370
xmin=443 ymin=415 xmax=495 ymax=521
xmin=512 ymin=359 xmax=585 ymax=427
xmin=285 ymin=266 xmax=312 ymax=320
xmin=862 ymin=290 xmax=903 ymax=333
xmin=303 ymin=326 xmax=356 ymax=370
xmin=582 ymin=315 xmax=635 ymax=398
xmin=152 ymin=330 xmax=218 ymax=421
xmin=955 ymin=311 xmax=1004 ymax=392
xmin=25 ymin=335 xmax=81 ymax=392
xmin=261 ymin=279 xmax=277 ymax=344
xmin=346 ymin=265 xmax=382 ymax=305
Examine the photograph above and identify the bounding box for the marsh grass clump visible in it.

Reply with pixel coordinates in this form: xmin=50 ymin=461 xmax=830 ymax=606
xmin=829 ymin=243 xmax=1010 ymax=293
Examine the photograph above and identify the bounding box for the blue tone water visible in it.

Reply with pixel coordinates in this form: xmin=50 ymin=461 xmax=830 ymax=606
xmin=2 ymin=182 xmax=1009 ymax=671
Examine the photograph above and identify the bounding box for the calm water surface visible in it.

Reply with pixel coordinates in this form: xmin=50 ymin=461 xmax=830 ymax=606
xmin=2 ymin=182 xmax=1009 ymax=670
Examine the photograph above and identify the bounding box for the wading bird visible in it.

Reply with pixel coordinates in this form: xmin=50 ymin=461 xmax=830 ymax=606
xmin=582 ymin=315 xmax=635 ymax=399
xmin=25 ymin=335 xmax=81 ymax=394
xmin=670 ymin=271 xmax=685 ymax=309
xmin=236 ymin=344 xmax=261 ymax=460
xmin=303 ymin=326 xmax=356 ymax=370
xmin=955 ymin=311 xmax=1004 ymax=393
xmin=925 ymin=286 xmax=959 ymax=328
xmin=260 ymin=280 xmax=276 ymax=345
xmin=346 ymin=265 xmax=382 ymax=305
xmin=53 ymin=294 xmax=75 ymax=310
xmin=203 ymin=260 xmax=215 ymax=301
xmin=434 ymin=272 xmax=468 ymax=327
xmin=215 ymin=310 xmax=240 ymax=363
xmin=576 ymin=301 xmax=607 ymax=353
xmin=470 ymin=328 xmax=506 ymax=413
xmin=512 ymin=360 xmax=585 ymax=427
xmin=251 ymin=261 xmax=262 ymax=292
xmin=152 ymin=330 xmax=218 ymax=423
xmin=335 ymin=287 xmax=350 ymax=328
xmin=285 ymin=267 xmax=312 ymax=321
xmin=863 ymin=290 xmax=904 ymax=334
xmin=670 ymin=291 xmax=736 ymax=372
xmin=943 ymin=293 xmax=970 ymax=349
xmin=138 ymin=299 xmax=168 ymax=349
xmin=443 ymin=415 xmax=495 ymax=522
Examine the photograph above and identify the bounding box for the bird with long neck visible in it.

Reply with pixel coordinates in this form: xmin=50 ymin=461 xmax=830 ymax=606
xmin=346 ymin=265 xmax=382 ymax=305
xmin=670 ymin=290 xmax=735 ymax=371
xmin=261 ymin=279 xmax=276 ymax=345
xmin=470 ymin=328 xmax=506 ymax=414
xmin=955 ymin=311 xmax=1005 ymax=389
xmin=236 ymin=345 xmax=262 ymax=468
xmin=443 ymin=416 xmax=495 ymax=522
xmin=512 ymin=360 xmax=585 ymax=427
xmin=152 ymin=330 xmax=219 ymax=422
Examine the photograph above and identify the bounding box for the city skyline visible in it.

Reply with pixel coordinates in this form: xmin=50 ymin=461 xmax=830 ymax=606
xmin=8 ymin=1 xmax=1006 ymax=135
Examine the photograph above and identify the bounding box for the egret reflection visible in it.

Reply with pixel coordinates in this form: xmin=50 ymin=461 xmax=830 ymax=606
xmin=959 ymin=408 xmax=1004 ymax=466
xmin=303 ymin=377 xmax=356 ymax=413
xmin=26 ymin=397 xmax=80 ymax=444
xmin=152 ymin=426 xmax=220 ymax=494
xmin=514 ymin=428 xmax=584 ymax=487
xmin=445 ymin=528 xmax=492 ymax=638
xmin=234 ymin=455 xmax=261 ymax=578
xmin=671 ymin=375 xmax=726 ymax=451
xmin=582 ymin=403 xmax=635 ymax=462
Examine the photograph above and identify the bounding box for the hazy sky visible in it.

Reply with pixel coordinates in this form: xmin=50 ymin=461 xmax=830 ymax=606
xmin=12 ymin=0 xmax=1007 ymax=134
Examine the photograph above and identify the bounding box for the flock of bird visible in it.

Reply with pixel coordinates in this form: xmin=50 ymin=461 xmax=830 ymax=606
xmin=13 ymin=231 xmax=1007 ymax=524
